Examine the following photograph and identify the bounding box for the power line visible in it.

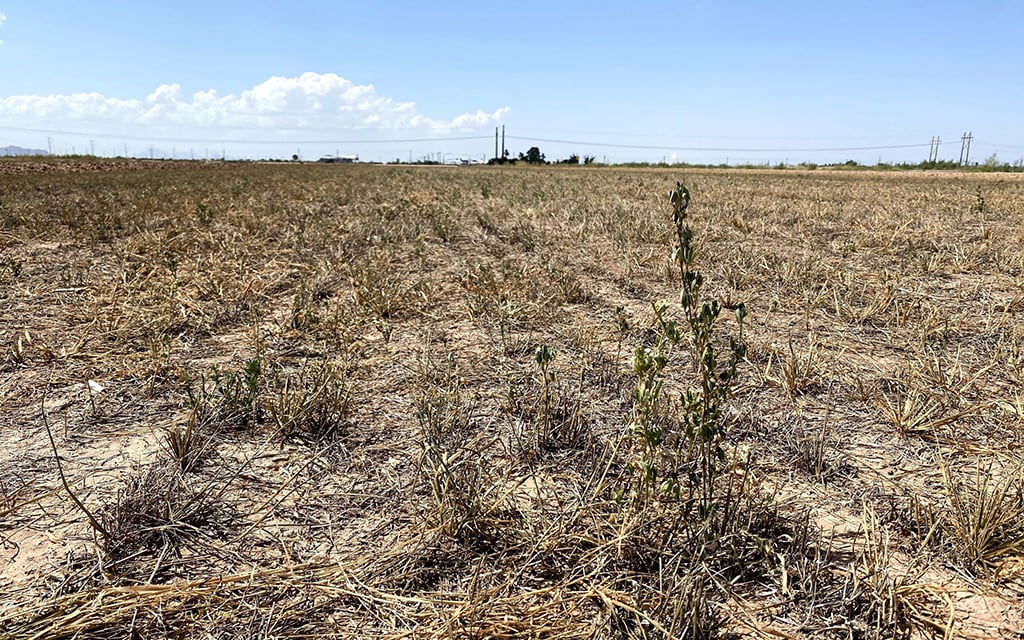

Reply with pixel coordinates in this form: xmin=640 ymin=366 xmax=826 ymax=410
xmin=507 ymin=135 xmax=941 ymax=154
xmin=513 ymin=127 xmax=933 ymax=142
xmin=974 ymin=140 xmax=1024 ymax=152
xmin=8 ymin=122 xmax=1018 ymax=157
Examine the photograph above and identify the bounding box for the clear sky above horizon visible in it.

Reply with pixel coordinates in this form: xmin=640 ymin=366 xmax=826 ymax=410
xmin=1 ymin=1 xmax=1022 ymax=164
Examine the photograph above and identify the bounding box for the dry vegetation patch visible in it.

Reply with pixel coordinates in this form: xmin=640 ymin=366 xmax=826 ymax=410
xmin=1 ymin=162 xmax=1023 ymax=638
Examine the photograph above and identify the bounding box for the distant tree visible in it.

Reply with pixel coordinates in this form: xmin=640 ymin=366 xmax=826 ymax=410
xmin=583 ymin=155 xmax=596 ymax=165
xmin=523 ymin=146 xmax=545 ymax=164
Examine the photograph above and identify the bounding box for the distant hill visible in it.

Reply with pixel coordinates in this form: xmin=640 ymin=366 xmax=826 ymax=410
xmin=2 ymin=146 xmax=49 ymax=157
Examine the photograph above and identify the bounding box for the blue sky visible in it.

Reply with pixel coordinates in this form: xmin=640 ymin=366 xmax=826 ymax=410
xmin=1 ymin=1 xmax=1022 ymax=164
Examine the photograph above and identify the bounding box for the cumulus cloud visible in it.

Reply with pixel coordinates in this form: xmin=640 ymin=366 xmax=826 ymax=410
xmin=0 ymin=72 xmax=510 ymax=140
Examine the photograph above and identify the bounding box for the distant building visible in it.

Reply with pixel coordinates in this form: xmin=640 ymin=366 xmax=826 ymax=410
xmin=318 ymin=154 xmax=358 ymax=163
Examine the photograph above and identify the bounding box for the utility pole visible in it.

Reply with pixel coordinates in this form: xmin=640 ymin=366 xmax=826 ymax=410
xmin=47 ymin=137 xmax=52 ymax=155
xmin=959 ymin=131 xmax=973 ymax=166
xmin=494 ymin=127 xmax=499 ymax=160
xmin=501 ymin=125 xmax=505 ymax=159
xmin=124 ymin=143 xmax=128 ymax=158
xmin=90 ymin=140 xmax=95 ymax=156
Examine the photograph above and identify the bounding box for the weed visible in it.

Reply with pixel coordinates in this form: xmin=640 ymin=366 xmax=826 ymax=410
xmin=505 ymin=366 xmax=591 ymax=460
xmin=427 ymin=204 xmax=459 ymax=243
xmin=459 ymin=261 xmax=547 ymax=353
xmin=475 ymin=209 xmax=501 ymax=236
xmin=6 ymin=161 xmax=1024 ymax=638
xmin=765 ymin=338 xmax=822 ymax=398
xmin=0 ymin=479 xmax=24 ymax=520
xmin=412 ymin=345 xmax=501 ymax=540
xmin=509 ymin=219 xmax=537 ymax=251
xmin=972 ymin=186 xmax=985 ymax=216
xmin=874 ymin=385 xmax=976 ymax=438
xmin=0 ymin=254 xmax=23 ymax=277
xmin=414 ymin=347 xmax=472 ymax=450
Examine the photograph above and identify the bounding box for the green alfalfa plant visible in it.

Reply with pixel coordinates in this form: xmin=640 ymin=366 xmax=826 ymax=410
xmin=627 ymin=329 xmax=673 ymax=505
xmin=672 ymin=182 xmax=748 ymax=531
xmin=972 ymin=185 xmax=986 ymax=216
xmin=625 ymin=183 xmax=748 ymax=536
xmin=534 ymin=343 xmax=557 ymax=448
xmin=187 ymin=358 xmax=264 ymax=430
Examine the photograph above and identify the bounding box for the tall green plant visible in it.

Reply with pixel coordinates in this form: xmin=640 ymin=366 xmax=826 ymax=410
xmin=627 ymin=183 xmax=747 ymax=535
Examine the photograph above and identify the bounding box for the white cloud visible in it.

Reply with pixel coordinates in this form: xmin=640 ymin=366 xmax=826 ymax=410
xmin=0 ymin=73 xmax=510 ymax=139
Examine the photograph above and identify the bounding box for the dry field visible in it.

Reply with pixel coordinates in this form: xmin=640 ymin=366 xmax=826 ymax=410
xmin=1 ymin=160 xmax=1023 ymax=638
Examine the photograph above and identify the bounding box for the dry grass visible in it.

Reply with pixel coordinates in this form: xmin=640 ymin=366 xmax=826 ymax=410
xmin=2 ymin=160 xmax=1024 ymax=637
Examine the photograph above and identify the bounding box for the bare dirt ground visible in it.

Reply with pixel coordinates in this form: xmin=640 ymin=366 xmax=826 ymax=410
xmin=1 ymin=160 xmax=1023 ymax=638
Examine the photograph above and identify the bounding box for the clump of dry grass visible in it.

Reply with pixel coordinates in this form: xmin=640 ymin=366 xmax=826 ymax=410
xmin=160 ymin=420 xmax=209 ymax=472
xmin=941 ymin=456 xmax=1024 ymax=572
xmin=97 ymin=462 xmax=229 ymax=569
xmin=267 ymin=359 xmax=351 ymax=444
